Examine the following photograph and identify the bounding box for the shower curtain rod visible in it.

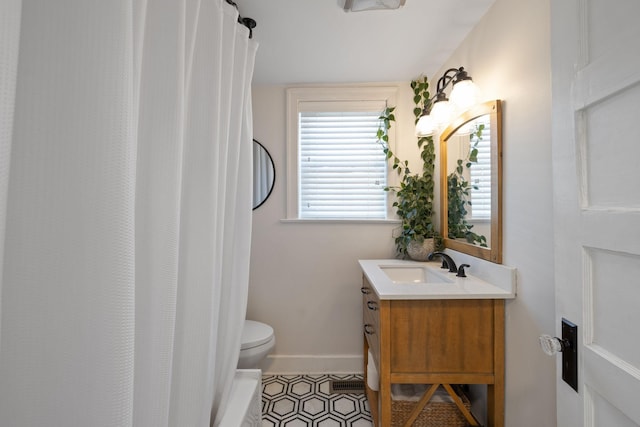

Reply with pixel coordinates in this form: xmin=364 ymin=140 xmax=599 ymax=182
xmin=225 ymin=0 xmax=257 ymax=38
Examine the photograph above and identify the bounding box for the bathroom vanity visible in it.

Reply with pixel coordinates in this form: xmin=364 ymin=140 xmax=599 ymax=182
xmin=359 ymin=258 xmax=515 ymax=427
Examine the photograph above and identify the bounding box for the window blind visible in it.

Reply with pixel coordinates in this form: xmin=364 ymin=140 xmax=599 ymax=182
xmin=470 ymin=117 xmax=491 ymax=219
xmin=299 ymin=111 xmax=387 ymax=219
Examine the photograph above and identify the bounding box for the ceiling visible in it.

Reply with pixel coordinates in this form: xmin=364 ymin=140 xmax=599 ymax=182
xmin=237 ymin=0 xmax=496 ymax=85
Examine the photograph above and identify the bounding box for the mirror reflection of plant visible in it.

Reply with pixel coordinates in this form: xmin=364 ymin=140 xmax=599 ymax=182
xmin=377 ymin=77 xmax=442 ymax=257
xmin=447 ymin=123 xmax=487 ymax=247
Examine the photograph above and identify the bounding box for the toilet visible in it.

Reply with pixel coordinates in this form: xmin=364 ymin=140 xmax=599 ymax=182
xmin=238 ymin=320 xmax=275 ymax=369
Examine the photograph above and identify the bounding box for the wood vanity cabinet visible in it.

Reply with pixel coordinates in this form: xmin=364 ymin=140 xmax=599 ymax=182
xmin=361 ymin=275 xmax=505 ymax=427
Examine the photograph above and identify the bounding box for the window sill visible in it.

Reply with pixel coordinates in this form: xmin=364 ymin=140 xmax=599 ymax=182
xmin=280 ymin=218 xmax=401 ymax=225
xmin=469 ymin=218 xmax=490 ymax=223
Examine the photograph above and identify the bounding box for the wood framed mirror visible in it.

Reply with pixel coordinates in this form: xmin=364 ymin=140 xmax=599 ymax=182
xmin=440 ymin=100 xmax=502 ymax=263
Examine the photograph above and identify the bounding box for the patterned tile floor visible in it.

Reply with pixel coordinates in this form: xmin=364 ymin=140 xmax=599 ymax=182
xmin=262 ymin=374 xmax=373 ymax=426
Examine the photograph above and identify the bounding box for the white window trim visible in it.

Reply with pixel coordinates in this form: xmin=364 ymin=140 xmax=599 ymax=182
xmin=285 ymin=86 xmax=399 ymax=221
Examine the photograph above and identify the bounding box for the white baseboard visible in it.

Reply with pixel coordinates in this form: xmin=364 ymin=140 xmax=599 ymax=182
xmin=259 ymin=354 xmax=364 ymax=374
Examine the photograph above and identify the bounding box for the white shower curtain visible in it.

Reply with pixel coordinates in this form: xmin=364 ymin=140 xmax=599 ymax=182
xmin=0 ymin=1 xmax=257 ymax=426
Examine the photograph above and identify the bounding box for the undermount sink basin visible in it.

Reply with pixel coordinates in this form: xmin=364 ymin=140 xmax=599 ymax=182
xmin=380 ymin=266 xmax=454 ymax=284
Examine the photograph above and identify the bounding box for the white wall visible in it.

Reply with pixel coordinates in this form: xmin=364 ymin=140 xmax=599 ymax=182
xmin=433 ymin=0 xmax=556 ymax=425
xmin=248 ymin=83 xmax=422 ymax=373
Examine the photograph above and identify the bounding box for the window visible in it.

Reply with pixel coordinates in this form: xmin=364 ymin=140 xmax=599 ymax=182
xmin=469 ymin=115 xmax=491 ymax=220
xmin=299 ymin=110 xmax=385 ymax=219
xmin=286 ymin=87 xmax=398 ymax=220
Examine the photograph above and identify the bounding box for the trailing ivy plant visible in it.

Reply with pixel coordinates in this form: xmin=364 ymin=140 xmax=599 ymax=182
xmin=376 ymin=77 xmax=442 ymax=258
xmin=446 ymin=123 xmax=488 ymax=247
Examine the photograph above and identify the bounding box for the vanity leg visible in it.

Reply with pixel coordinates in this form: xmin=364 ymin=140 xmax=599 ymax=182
xmin=363 ymin=336 xmax=380 ymax=425
xmin=379 ymin=374 xmax=391 ymax=426
xmin=487 ymin=382 xmax=504 ymax=427
xmin=378 ymin=299 xmax=392 ymax=426
xmin=488 ymin=300 xmax=506 ymax=427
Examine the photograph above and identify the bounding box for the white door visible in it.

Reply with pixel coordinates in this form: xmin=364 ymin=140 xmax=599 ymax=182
xmin=551 ymin=0 xmax=640 ymax=426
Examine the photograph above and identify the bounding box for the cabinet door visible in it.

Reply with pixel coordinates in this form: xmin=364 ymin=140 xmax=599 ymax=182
xmin=389 ymin=299 xmax=496 ymax=374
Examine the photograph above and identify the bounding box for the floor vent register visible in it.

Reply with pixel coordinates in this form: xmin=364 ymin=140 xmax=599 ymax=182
xmin=329 ymin=379 xmax=365 ymax=394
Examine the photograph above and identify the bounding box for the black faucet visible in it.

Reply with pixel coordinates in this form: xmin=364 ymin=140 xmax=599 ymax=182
xmin=456 ymin=264 xmax=471 ymax=278
xmin=427 ymin=251 xmax=458 ymax=273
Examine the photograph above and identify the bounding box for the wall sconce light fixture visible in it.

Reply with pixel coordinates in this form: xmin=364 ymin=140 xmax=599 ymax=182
xmin=415 ymin=67 xmax=481 ymax=136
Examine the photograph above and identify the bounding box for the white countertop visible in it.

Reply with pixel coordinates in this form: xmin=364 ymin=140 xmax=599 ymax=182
xmin=359 ymin=259 xmax=516 ymax=300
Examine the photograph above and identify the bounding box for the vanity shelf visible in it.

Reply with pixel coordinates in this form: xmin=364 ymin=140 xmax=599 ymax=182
xmin=361 ymin=274 xmax=505 ymax=426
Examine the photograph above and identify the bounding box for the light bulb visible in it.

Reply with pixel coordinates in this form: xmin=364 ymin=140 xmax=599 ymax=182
xmin=429 ymin=100 xmax=454 ymax=129
xmin=415 ymin=114 xmax=437 ymax=137
xmin=450 ymin=80 xmax=481 ymax=112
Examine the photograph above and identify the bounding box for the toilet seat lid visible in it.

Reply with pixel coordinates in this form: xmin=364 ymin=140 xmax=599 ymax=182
xmin=241 ymin=320 xmax=274 ymax=350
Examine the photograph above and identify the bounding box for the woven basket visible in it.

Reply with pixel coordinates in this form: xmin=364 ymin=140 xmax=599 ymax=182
xmin=391 ymin=387 xmax=471 ymax=427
